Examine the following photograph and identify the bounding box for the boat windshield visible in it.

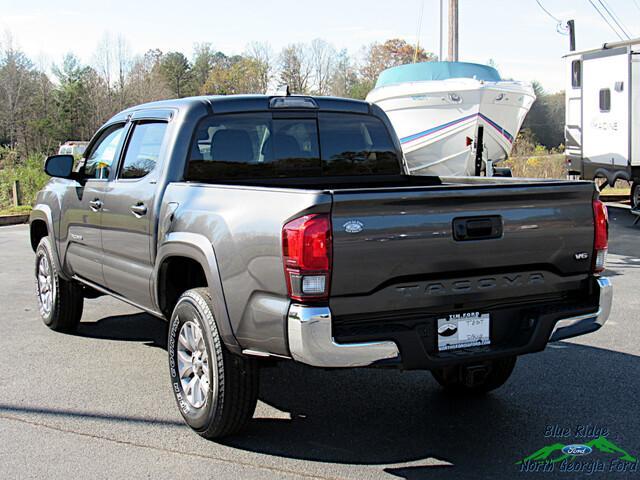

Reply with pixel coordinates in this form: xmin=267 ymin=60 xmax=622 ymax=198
xmin=375 ymin=61 xmax=501 ymax=88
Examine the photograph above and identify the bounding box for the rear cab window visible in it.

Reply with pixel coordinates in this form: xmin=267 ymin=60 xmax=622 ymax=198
xmin=185 ymin=112 xmax=400 ymax=181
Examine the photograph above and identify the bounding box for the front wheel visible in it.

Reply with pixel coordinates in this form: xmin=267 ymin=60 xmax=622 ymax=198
xmin=35 ymin=237 xmax=84 ymax=332
xmin=431 ymin=356 xmax=517 ymax=395
xmin=168 ymin=288 xmax=259 ymax=439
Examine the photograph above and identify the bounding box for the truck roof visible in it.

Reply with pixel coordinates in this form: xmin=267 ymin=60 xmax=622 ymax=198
xmin=107 ymin=95 xmax=373 ymax=124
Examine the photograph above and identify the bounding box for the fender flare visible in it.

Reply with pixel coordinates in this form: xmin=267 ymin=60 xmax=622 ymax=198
xmin=30 ymin=205 xmax=70 ymax=281
xmin=154 ymin=232 xmax=240 ymax=352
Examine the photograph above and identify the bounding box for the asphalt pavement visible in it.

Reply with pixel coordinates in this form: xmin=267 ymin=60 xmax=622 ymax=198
xmin=1 ymin=207 xmax=639 ymax=479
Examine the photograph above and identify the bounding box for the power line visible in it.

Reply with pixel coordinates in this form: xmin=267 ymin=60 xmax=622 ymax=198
xmin=598 ymin=0 xmax=632 ymax=38
xmin=534 ymin=0 xmax=569 ymax=34
xmin=535 ymin=0 xmax=561 ymax=23
xmin=587 ymin=0 xmax=625 ymax=40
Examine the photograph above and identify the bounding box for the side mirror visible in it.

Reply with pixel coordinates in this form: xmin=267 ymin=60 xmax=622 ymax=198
xmin=44 ymin=154 xmax=75 ymax=179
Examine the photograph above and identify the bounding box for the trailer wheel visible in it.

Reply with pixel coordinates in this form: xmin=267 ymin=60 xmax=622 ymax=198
xmin=431 ymin=356 xmax=517 ymax=395
xmin=631 ymin=181 xmax=640 ymax=209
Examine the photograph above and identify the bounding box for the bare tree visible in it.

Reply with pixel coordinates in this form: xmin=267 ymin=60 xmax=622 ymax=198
xmin=127 ymin=49 xmax=170 ymax=104
xmin=330 ymin=49 xmax=358 ymax=97
xmin=93 ymin=33 xmax=132 ymax=112
xmin=309 ymin=38 xmax=336 ymax=95
xmin=93 ymin=32 xmax=114 ymax=111
xmin=245 ymin=41 xmax=273 ymax=93
xmin=0 ymin=32 xmax=35 ymax=148
xmin=114 ymin=34 xmax=132 ymax=109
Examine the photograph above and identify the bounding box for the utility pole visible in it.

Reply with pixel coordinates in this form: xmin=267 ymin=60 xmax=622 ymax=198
xmin=448 ymin=0 xmax=459 ymax=62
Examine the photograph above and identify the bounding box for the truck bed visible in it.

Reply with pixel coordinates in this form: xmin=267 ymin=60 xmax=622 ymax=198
xmin=169 ymin=175 xmax=598 ymax=364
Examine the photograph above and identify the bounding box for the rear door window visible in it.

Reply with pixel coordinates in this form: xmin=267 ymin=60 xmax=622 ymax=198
xmin=118 ymin=122 xmax=167 ymax=179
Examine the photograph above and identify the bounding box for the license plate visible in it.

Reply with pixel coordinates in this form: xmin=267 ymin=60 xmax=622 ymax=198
xmin=437 ymin=312 xmax=491 ymax=351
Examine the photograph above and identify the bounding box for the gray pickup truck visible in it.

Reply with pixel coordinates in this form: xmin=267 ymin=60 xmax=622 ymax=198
xmin=30 ymin=94 xmax=612 ymax=439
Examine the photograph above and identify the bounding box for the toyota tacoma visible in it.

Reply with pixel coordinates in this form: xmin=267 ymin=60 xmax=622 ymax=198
xmin=30 ymin=94 xmax=612 ymax=438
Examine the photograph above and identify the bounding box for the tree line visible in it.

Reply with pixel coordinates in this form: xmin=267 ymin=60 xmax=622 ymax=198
xmin=0 ymin=34 xmax=435 ymax=161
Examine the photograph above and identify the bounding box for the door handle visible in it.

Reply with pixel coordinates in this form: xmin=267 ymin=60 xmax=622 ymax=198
xmin=89 ymin=199 xmax=103 ymax=211
xmin=130 ymin=203 xmax=147 ymax=217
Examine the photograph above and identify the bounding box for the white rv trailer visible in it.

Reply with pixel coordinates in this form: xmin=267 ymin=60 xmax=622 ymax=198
xmin=564 ymin=38 xmax=640 ymax=207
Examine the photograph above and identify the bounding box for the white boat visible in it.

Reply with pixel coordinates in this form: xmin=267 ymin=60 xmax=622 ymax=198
xmin=366 ymin=62 xmax=536 ymax=176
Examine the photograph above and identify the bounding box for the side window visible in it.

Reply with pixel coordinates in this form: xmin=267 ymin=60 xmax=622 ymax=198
xmin=571 ymin=60 xmax=581 ymax=88
xmin=119 ymin=122 xmax=167 ymax=179
xmin=599 ymin=88 xmax=611 ymax=112
xmin=83 ymin=125 xmax=126 ymax=179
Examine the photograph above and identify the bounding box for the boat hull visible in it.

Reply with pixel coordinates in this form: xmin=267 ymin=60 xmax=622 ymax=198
xmin=367 ymin=79 xmax=535 ymax=176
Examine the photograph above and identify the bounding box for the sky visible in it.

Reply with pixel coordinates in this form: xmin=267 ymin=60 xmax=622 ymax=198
xmin=2 ymin=0 xmax=640 ymax=92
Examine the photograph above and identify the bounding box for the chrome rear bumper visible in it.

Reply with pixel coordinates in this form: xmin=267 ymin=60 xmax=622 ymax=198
xmin=286 ymin=277 xmax=613 ymax=368
xmin=287 ymin=304 xmax=399 ymax=367
xmin=549 ymin=277 xmax=613 ymax=342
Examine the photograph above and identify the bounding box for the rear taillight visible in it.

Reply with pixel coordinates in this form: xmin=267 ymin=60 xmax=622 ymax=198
xmin=282 ymin=214 xmax=332 ymax=302
xmin=592 ymin=199 xmax=608 ymax=273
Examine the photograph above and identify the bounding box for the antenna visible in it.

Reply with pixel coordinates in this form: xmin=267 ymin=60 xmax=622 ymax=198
xmin=413 ymin=0 xmax=425 ymax=63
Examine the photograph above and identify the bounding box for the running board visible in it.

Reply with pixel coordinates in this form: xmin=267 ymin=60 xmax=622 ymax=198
xmin=72 ymin=275 xmax=165 ymax=319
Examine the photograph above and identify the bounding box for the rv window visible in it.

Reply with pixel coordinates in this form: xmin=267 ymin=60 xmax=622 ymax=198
xmin=571 ymin=60 xmax=581 ymax=88
xmin=599 ymin=88 xmax=611 ymax=112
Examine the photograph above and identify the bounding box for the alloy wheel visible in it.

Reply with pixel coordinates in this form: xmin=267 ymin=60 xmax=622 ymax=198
xmin=36 ymin=253 xmax=54 ymax=316
xmin=176 ymin=320 xmax=211 ymax=409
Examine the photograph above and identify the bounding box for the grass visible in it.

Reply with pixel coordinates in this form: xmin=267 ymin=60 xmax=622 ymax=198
xmin=503 ymin=153 xmax=631 ymax=196
xmin=0 ymin=205 xmax=32 ymax=216
xmin=503 ymin=153 xmax=567 ymax=179
xmin=0 ymin=151 xmax=49 ymax=212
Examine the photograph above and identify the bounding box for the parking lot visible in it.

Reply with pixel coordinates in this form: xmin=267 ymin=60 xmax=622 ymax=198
xmin=0 ymin=206 xmax=639 ymax=480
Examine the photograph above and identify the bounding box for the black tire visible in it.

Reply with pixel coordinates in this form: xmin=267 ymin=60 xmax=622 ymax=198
xmin=630 ymin=181 xmax=640 ymax=209
xmin=35 ymin=236 xmax=84 ymax=332
xmin=168 ymin=288 xmax=258 ymax=439
xmin=431 ymin=356 xmax=517 ymax=395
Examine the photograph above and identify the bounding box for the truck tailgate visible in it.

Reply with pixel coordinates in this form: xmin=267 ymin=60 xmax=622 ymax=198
xmin=329 ymin=181 xmax=595 ymax=316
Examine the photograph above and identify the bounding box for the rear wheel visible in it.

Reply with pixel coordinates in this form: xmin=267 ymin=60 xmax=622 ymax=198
xmin=431 ymin=356 xmax=517 ymax=395
xmin=168 ymin=288 xmax=259 ymax=439
xmin=630 ymin=181 xmax=640 ymax=209
xmin=35 ymin=237 xmax=84 ymax=332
